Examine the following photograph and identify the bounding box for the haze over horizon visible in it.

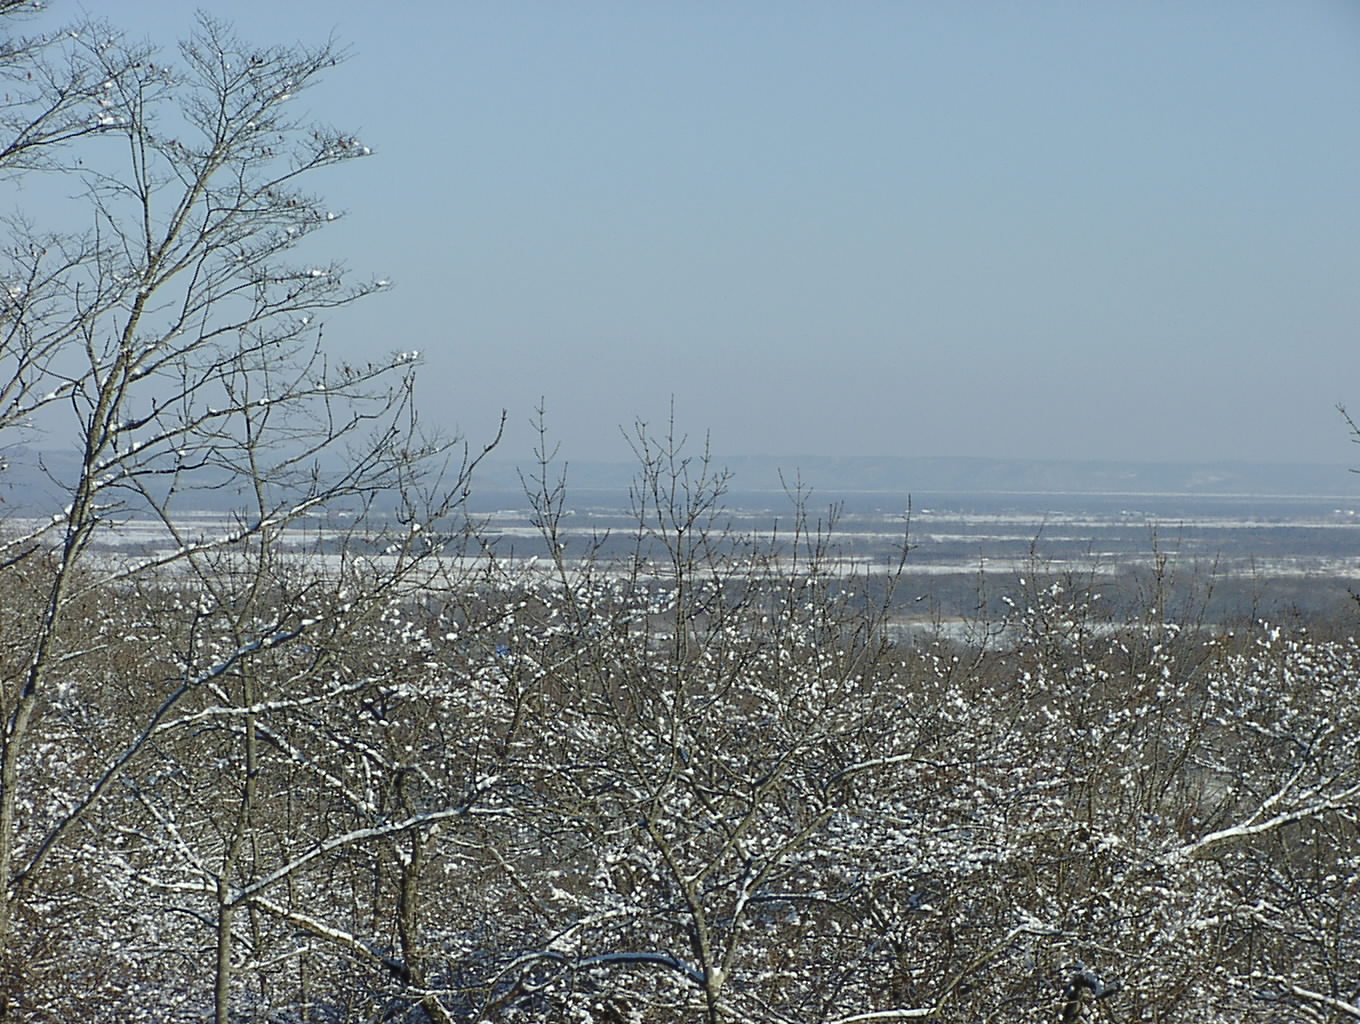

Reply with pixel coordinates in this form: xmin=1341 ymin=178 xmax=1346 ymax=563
xmin=14 ymin=3 xmax=1360 ymax=468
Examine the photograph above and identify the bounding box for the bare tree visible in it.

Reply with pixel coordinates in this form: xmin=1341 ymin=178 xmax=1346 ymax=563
xmin=0 ymin=9 xmax=497 ymax=1018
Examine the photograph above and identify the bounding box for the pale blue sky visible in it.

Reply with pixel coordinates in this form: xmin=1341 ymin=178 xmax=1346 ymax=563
xmin=47 ymin=3 xmax=1360 ymax=464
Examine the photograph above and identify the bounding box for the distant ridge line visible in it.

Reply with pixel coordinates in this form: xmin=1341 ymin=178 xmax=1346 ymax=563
xmin=475 ymin=454 xmax=1357 ymax=498
xmin=5 ymin=448 xmax=1355 ymax=508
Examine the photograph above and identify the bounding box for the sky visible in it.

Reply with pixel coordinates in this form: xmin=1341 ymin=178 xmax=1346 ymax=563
xmin=29 ymin=2 xmax=1360 ymax=466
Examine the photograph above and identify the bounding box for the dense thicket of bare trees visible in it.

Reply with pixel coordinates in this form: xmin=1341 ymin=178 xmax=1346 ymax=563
xmin=2 ymin=6 xmax=1358 ymax=1023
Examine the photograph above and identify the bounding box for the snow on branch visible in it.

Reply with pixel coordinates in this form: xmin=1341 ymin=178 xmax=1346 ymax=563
xmin=1270 ymin=979 xmax=1360 ymax=1020
xmin=231 ymin=776 xmax=501 ymax=905
xmin=827 ymin=1009 xmax=936 ymax=1023
xmin=492 ymin=948 xmax=706 ymax=989
xmin=1162 ymin=780 xmax=1360 ymax=864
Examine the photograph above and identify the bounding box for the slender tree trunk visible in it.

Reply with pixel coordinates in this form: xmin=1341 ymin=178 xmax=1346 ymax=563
xmin=214 ymin=880 xmax=235 ymax=1024
xmin=215 ymin=681 xmax=260 ymax=1024
xmin=396 ymin=826 xmax=454 ymax=1023
xmin=0 ymin=441 xmax=104 ymax=966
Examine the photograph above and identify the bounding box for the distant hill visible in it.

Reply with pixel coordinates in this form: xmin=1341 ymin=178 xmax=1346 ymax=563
xmin=4 ymin=446 xmax=1356 ymax=516
xmin=474 ymin=454 xmax=1359 ymax=499
xmin=714 ymin=455 xmax=1358 ymax=497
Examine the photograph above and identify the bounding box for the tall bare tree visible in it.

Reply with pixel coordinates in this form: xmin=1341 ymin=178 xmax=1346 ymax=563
xmin=0 ymin=9 xmax=496 ymax=1018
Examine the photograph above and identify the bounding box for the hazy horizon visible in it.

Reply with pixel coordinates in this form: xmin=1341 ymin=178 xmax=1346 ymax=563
xmin=8 ymin=443 xmax=1359 ymax=507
